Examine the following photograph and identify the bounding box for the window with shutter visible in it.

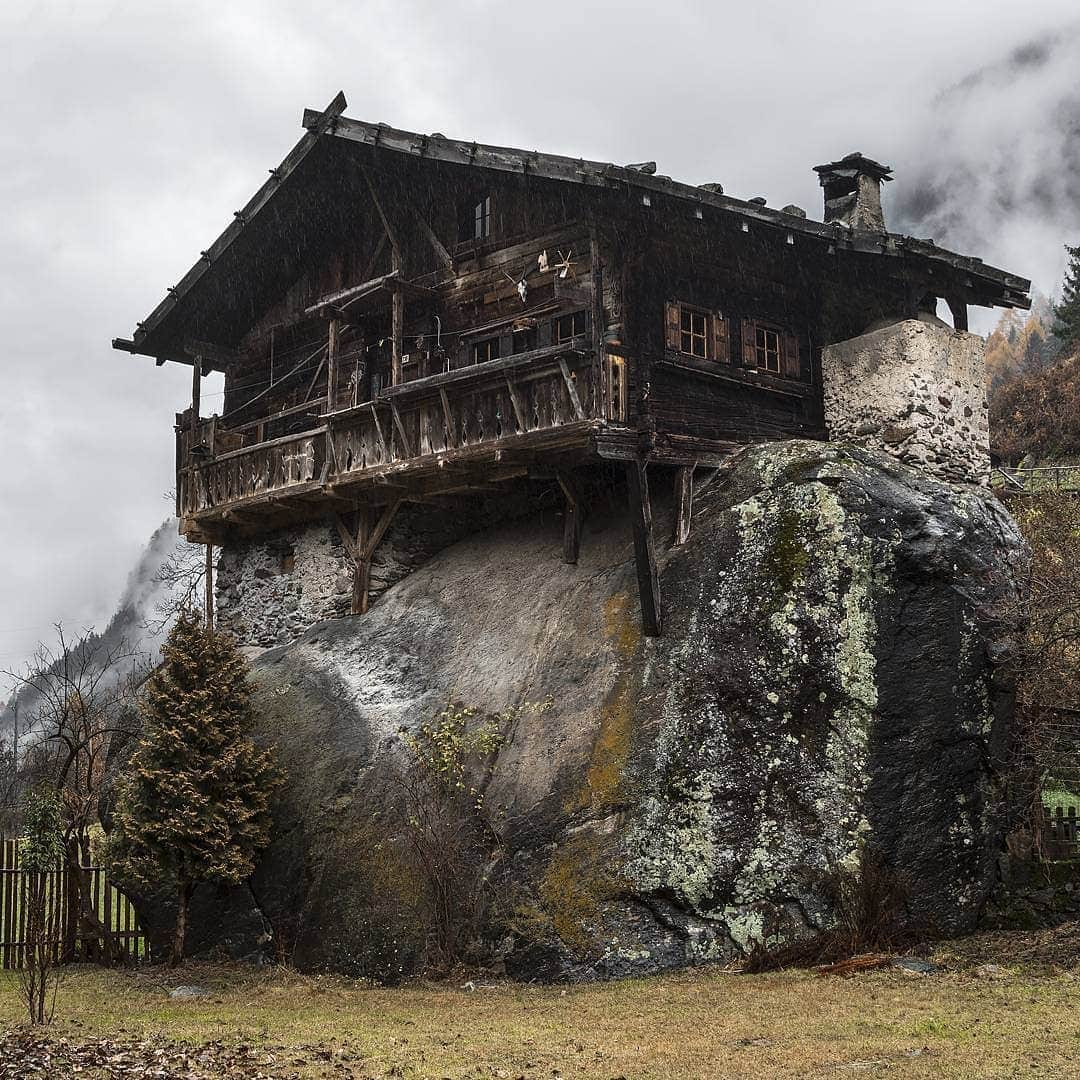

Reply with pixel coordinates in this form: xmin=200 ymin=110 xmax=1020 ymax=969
xmin=665 ymin=302 xmax=681 ymax=351
xmin=680 ymin=308 xmax=709 ymax=358
xmin=741 ymin=319 xmax=757 ymax=368
xmin=781 ymin=331 xmax=801 ymax=378
xmin=712 ymin=314 xmax=730 ymax=364
xmin=755 ymin=326 xmax=781 ymax=373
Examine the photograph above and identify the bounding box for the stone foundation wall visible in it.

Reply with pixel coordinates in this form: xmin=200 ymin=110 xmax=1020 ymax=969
xmin=822 ymin=317 xmax=989 ymax=483
xmin=215 ymin=487 xmax=553 ymax=649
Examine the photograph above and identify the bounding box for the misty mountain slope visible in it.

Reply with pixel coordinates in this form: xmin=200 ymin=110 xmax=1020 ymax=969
xmin=0 ymin=519 xmax=185 ymax=739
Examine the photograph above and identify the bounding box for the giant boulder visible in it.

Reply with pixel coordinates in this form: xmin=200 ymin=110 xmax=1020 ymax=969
xmin=181 ymin=440 xmax=1027 ymax=978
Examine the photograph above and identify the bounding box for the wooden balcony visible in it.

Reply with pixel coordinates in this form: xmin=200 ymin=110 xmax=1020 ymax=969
xmin=177 ymin=343 xmax=605 ymax=537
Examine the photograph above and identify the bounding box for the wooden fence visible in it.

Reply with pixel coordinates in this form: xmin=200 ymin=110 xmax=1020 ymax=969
xmin=0 ymin=837 xmax=149 ymax=968
xmin=1040 ymin=805 xmax=1080 ymax=860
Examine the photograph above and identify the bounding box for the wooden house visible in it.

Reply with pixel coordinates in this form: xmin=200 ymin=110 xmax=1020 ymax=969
xmin=113 ymin=93 xmax=1030 ymax=635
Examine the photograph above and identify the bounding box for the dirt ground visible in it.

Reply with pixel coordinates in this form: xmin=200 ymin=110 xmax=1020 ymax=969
xmin=1 ymin=924 xmax=1079 ymax=1078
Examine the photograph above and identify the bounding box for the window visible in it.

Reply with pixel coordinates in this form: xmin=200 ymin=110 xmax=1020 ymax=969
xmin=680 ymin=308 xmax=709 ymax=358
xmin=554 ymin=310 xmax=587 ymax=344
xmin=458 ymin=194 xmax=493 ymax=243
xmin=473 ymin=195 xmax=492 ymax=240
xmin=665 ymin=302 xmax=730 ymax=364
xmin=472 ymin=337 xmax=500 ymax=365
xmin=512 ymin=326 xmax=536 ymax=354
xmin=740 ymin=319 xmax=800 ymax=378
xmin=755 ymin=325 xmax=781 ymax=373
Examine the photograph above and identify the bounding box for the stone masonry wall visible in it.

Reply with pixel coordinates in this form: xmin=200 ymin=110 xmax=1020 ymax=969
xmin=822 ymin=317 xmax=989 ymax=483
xmin=215 ymin=486 xmax=555 ymax=649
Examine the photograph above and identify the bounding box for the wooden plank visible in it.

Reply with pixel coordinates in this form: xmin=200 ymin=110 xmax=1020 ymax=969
xmin=389 ymin=399 xmax=412 ymax=457
xmin=438 ymin=388 xmax=455 ymax=447
xmin=369 ymin=404 xmax=389 ymax=459
xmin=362 ymin=232 xmax=388 ymax=284
xmin=412 ymin=207 xmax=454 ymax=271
xmin=327 ymin=318 xmax=340 ymax=411
xmin=557 ymin=471 xmax=582 ymax=565
xmin=626 ymin=460 xmax=662 ymax=636
xmin=505 ymin=377 xmax=528 ymax=432
xmin=380 ymin=343 xmax=587 ymax=400
xmin=392 ymin=286 xmax=404 ymax=387
xmin=333 ymin=512 xmax=360 ymax=562
xmin=183 ymin=338 xmax=244 ymax=367
xmin=351 ymin=499 xmax=403 ymax=615
xmin=674 ymin=466 xmax=694 ymax=545
xmin=558 ymin=358 xmax=585 ymax=420
xmin=191 ymin=356 xmax=202 ymax=430
xmin=360 ymin=166 xmax=401 ymax=260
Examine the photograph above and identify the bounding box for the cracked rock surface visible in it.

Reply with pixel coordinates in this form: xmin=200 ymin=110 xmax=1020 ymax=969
xmin=161 ymin=441 xmax=1026 ymax=980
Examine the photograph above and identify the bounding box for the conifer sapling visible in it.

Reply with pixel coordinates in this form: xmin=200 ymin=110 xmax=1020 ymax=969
xmin=110 ymin=610 xmax=281 ymax=965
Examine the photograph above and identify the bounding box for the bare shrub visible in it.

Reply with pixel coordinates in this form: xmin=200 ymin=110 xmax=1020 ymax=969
xmin=18 ymin=786 xmax=65 ymax=1024
xmin=744 ymin=851 xmax=913 ymax=972
xmin=4 ymin=626 xmax=144 ymax=966
xmin=997 ymin=494 xmax=1080 ymax=854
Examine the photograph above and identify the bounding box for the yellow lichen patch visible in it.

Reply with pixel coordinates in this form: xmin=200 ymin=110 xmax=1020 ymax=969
xmin=535 ymin=833 xmax=624 ymax=956
xmin=565 ymin=683 xmax=635 ymax=814
xmin=561 ymin=593 xmax=642 ymax=814
xmin=603 ymin=592 xmax=641 ymax=658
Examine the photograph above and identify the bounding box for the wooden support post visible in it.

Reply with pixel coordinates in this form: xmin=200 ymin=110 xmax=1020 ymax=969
xmin=557 ymin=472 xmax=582 ymax=565
xmin=946 ymin=295 xmax=969 ymax=332
xmin=204 ymin=543 xmax=214 ymax=632
xmin=351 ymin=505 xmax=371 ymax=615
xmin=674 ymin=466 xmax=694 ymax=546
xmin=190 ymin=356 xmax=202 ymax=431
xmin=327 ymin=318 xmax=340 ymax=412
xmin=391 ymin=285 xmax=404 ymax=387
xmin=350 ymin=499 xmax=403 ymax=615
xmin=626 ymin=460 xmax=662 ymax=636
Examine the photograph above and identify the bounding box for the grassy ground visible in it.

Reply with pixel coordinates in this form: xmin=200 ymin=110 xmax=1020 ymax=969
xmin=1 ymin=929 xmax=1079 ymax=1078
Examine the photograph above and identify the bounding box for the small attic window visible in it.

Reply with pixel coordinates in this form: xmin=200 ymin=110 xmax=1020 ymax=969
xmin=460 ymin=194 xmax=493 ymax=243
xmin=473 ymin=195 xmax=492 ymax=239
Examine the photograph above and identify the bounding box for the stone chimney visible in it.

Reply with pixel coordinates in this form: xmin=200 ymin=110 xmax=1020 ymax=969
xmin=813 ymin=153 xmax=893 ymax=232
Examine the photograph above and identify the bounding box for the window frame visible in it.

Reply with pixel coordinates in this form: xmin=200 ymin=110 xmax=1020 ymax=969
xmin=553 ymin=310 xmax=588 ymax=345
xmin=471 ymin=336 xmax=500 ymax=365
xmin=754 ymin=324 xmax=782 ymax=374
xmin=679 ymin=306 xmax=710 ymax=360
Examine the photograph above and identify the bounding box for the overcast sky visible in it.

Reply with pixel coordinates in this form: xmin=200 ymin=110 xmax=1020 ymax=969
xmin=1 ymin=0 xmax=1078 ymax=672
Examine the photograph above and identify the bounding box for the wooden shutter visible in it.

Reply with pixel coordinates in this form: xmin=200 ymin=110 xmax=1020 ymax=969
xmin=741 ymin=318 xmax=757 ymax=368
xmin=712 ymin=313 xmax=730 ymax=363
xmin=781 ymin=331 xmax=801 ymax=378
xmin=665 ymin=302 xmax=682 ymax=351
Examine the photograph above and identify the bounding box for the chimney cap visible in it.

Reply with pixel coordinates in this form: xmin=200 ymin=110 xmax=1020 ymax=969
xmin=813 ymin=153 xmax=893 ymax=184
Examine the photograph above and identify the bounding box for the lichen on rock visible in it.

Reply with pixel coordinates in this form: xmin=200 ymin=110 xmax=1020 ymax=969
xmin=174 ymin=440 xmax=1026 ymax=980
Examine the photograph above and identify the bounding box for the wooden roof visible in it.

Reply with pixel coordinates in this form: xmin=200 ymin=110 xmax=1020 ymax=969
xmin=113 ymin=92 xmax=1032 ymax=369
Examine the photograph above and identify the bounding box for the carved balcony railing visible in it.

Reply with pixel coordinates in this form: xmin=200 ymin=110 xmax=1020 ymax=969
xmin=177 ymin=346 xmax=599 ymax=520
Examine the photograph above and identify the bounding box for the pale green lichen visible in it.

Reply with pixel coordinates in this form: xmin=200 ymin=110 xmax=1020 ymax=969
xmin=624 ymin=458 xmax=900 ymax=954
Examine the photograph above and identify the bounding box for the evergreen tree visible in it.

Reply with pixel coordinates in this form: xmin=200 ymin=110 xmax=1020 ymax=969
xmin=110 ymin=611 xmax=280 ymax=966
xmin=1052 ymin=242 xmax=1080 ymax=348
